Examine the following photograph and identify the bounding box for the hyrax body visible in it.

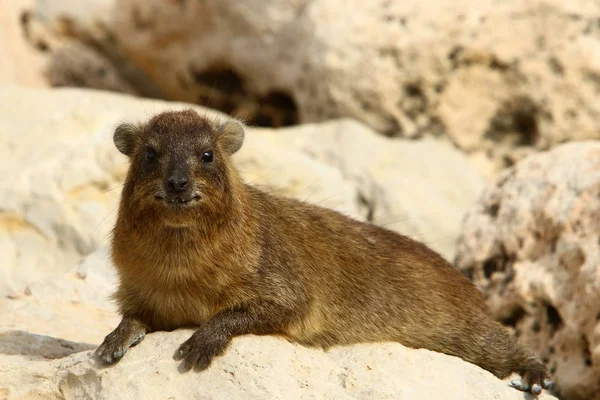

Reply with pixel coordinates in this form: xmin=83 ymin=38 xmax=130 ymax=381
xmin=97 ymin=109 xmax=551 ymax=395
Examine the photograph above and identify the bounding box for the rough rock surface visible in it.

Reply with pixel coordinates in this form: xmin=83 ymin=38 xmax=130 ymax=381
xmin=455 ymin=141 xmax=600 ymax=400
xmin=0 ymin=85 xmax=482 ymax=297
xmin=0 ymin=329 xmax=559 ymax=400
xmin=24 ymin=0 xmax=600 ymax=174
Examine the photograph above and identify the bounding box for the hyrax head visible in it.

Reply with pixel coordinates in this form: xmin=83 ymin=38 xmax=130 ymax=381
xmin=114 ymin=109 xmax=245 ymax=227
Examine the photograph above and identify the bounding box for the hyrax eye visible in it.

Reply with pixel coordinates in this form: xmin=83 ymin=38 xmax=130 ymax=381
xmin=201 ymin=150 xmax=214 ymax=163
xmin=145 ymin=149 xmax=158 ymax=164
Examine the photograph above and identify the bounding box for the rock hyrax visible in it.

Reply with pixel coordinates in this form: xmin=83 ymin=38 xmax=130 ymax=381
xmin=97 ymin=109 xmax=551 ymax=395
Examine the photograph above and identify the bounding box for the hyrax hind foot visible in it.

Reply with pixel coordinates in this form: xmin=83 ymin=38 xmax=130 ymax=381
xmin=510 ymin=379 xmax=553 ymax=396
xmin=510 ymin=359 xmax=553 ymax=395
xmin=96 ymin=317 xmax=147 ymax=365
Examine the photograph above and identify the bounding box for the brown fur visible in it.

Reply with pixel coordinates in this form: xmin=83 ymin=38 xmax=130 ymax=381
xmin=96 ymin=109 xmax=551 ymax=394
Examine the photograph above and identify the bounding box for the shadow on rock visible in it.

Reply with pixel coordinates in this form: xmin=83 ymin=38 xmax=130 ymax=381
xmin=0 ymin=330 xmax=96 ymax=359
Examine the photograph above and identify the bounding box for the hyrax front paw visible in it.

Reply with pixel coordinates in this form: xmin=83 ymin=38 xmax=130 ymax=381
xmin=173 ymin=331 xmax=228 ymax=372
xmin=95 ymin=320 xmax=146 ymax=365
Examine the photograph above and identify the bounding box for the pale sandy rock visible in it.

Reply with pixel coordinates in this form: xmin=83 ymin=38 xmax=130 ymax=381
xmin=0 ymin=247 xmax=119 ymax=345
xmin=0 ymin=330 xmax=559 ymax=400
xmin=455 ymin=141 xmax=600 ymax=400
xmin=25 ymin=0 xmax=600 ymax=174
xmin=0 ymin=85 xmax=480 ymax=296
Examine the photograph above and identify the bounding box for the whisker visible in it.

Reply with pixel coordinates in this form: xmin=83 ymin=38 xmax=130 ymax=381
xmin=311 ymin=192 xmax=345 ymax=206
xmin=101 ymin=183 xmax=125 ymax=194
xmin=242 ymin=173 xmax=270 ymax=186
xmin=95 ymin=206 xmax=119 ymax=230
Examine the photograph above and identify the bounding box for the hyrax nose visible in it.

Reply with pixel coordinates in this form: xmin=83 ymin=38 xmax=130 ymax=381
xmin=167 ymin=176 xmax=188 ymax=193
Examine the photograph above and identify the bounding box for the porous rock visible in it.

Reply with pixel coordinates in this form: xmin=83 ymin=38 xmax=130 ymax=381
xmin=456 ymin=141 xmax=600 ymax=400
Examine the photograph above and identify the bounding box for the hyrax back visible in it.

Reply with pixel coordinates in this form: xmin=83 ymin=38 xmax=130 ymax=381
xmin=96 ymin=109 xmax=551 ymax=395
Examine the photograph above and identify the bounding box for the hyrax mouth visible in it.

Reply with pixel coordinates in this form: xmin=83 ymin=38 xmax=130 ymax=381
xmin=155 ymin=194 xmax=201 ymax=207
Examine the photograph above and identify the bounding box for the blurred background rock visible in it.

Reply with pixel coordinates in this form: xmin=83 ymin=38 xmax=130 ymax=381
xmin=0 ymin=0 xmax=45 ymax=87
xmin=13 ymin=0 xmax=600 ymax=177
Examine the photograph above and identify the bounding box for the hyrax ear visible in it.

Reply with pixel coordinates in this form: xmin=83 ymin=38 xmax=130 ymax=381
xmin=219 ymin=120 xmax=245 ymax=155
xmin=113 ymin=123 xmax=140 ymax=157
